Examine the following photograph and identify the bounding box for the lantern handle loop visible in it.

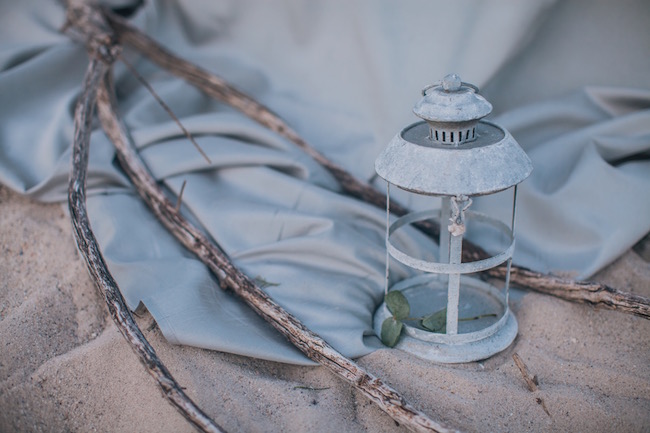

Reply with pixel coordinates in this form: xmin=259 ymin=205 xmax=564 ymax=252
xmin=421 ymin=81 xmax=480 ymax=96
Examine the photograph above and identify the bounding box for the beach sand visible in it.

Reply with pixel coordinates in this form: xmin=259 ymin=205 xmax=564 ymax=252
xmin=1 ymin=185 xmax=649 ymax=432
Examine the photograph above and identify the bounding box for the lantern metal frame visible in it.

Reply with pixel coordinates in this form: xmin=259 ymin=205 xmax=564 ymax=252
xmin=373 ymin=74 xmax=532 ymax=363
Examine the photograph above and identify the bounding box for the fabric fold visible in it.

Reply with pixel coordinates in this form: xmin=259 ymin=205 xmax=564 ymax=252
xmin=1 ymin=0 xmax=648 ymax=364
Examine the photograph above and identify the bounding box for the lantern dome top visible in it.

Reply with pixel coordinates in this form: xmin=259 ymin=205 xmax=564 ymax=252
xmin=413 ymin=74 xmax=493 ymax=124
xmin=375 ymin=74 xmax=532 ymax=197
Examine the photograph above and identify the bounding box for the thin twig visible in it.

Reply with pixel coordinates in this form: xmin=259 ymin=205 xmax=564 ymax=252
xmin=293 ymin=386 xmax=331 ymax=391
xmin=175 ymin=179 xmax=187 ymax=212
xmin=512 ymin=353 xmax=538 ymax=392
xmin=512 ymin=353 xmax=551 ymax=417
xmin=68 ymin=55 xmax=225 ymax=433
xmin=97 ymin=63 xmax=457 ymax=433
xmin=120 ymin=55 xmax=211 ymax=164
xmin=103 ymin=8 xmax=650 ymax=320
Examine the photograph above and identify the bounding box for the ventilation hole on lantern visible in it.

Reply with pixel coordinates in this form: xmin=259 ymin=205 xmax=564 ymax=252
xmin=465 ymin=130 xmax=470 ymax=140
xmin=435 ymin=130 xmax=439 ymax=140
xmin=442 ymin=131 xmax=446 ymax=142
xmin=450 ymin=132 xmax=454 ymax=142
xmin=472 ymin=128 xmax=475 ymax=138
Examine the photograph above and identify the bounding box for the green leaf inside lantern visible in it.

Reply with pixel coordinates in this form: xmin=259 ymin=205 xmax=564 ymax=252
xmin=385 ymin=290 xmax=409 ymax=321
xmin=421 ymin=307 xmax=447 ymax=333
xmin=380 ymin=317 xmax=404 ymax=348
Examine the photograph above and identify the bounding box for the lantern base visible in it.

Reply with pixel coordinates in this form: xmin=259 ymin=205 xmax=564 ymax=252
xmin=374 ymin=274 xmax=517 ymax=363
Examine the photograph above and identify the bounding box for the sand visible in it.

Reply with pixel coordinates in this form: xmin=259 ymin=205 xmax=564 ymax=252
xmin=1 ymin=184 xmax=649 ymax=433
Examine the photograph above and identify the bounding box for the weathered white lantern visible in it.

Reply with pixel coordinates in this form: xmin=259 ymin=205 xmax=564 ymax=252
xmin=374 ymin=74 xmax=533 ymax=363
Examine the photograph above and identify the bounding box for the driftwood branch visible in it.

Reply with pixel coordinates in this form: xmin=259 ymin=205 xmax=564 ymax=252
xmin=66 ymin=2 xmax=455 ymax=432
xmin=486 ymin=264 xmax=650 ymax=319
xmin=63 ymin=2 xmax=647 ymax=432
xmin=103 ymin=9 xmax=650 ymax=320
xmin=96 ymin=62 xmax=456 ymax=433
xmin=67 ymin=49 xmax=225 ymax=433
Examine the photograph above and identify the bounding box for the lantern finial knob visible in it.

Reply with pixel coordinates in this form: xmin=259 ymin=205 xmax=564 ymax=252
xmin=442 ymin=73 xmax=462 ymax=92
xmin=413 ymin=74 xmax=492 ymax=146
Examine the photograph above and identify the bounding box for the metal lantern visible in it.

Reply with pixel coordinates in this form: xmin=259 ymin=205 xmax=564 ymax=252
xmin=374 ymin=74 xmax=533 ymax=363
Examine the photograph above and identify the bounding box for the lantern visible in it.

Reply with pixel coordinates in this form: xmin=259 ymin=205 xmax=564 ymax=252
xmin=374 ymin=74 xmax=532 ymax=363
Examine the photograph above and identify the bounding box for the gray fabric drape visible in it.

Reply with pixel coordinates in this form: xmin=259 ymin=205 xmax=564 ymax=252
xmin=1 ymin=0 xmax=648 ymax=364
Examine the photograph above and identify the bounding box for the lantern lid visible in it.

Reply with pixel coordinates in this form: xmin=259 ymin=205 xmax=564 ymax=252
xmin=413 ymin=74 xmax=493 ymax=123
xmin=375 ymin=74 xmax=532 ymax=197
xmin=375 ymin=120 xmax=532 ymax=196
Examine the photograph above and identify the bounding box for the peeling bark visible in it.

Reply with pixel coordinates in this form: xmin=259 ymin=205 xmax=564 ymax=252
xmin=65 ymin=2 xmax=456 ymax=432
xmin=68 ymin=53 xmax=225 ymax=433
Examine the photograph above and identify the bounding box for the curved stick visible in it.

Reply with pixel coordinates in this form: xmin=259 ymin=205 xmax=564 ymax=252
xmin=105 ymin=9 xmax=650 ymax=320
xmin=96 ymin=64 xmax=456 ymax=433
xmin=487 ymin=264 xmax=650 ymax=318
xmin=66 ymin=21 xmax=226 ymax=433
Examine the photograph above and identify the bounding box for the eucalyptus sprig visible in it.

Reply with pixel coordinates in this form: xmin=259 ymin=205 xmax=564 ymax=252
xmin=380 ymin=292 xmax=449 ymax=347
xmin=381 ymin=291 xmax=409 ymax=347
xmin=380 ymin=291 xmax=497 ymax=347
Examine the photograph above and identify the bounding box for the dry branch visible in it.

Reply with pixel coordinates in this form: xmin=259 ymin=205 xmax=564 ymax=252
xmin=487 ymin=265 xmax=650 ymax=319
xmin=65 ymin=3 xmax=458 ymax=432
xmin=119 ymin=55 xmax=211 ymax=164
xmin=67 ymin=53 xmax=225 ymax=433
xmin=96 ymin=64 xmax=456 ymax=433
xmin=62 ymin=2 xmax=646 ymax=432
xmin=512 ymin=353 xmax=550 ymax=417
xmin=512 ymin=353 xmax=538 ymax=393
xmin=102 ymin=8 xmax=650 ymax=320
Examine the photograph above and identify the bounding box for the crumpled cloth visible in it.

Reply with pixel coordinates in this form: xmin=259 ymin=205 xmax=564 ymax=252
xmin=1 ymin=0 xmax=648 ymax=365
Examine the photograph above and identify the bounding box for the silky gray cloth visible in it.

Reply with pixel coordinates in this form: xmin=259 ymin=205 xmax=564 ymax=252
xmin=1 ymin=0 xmax=649 ymax=364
